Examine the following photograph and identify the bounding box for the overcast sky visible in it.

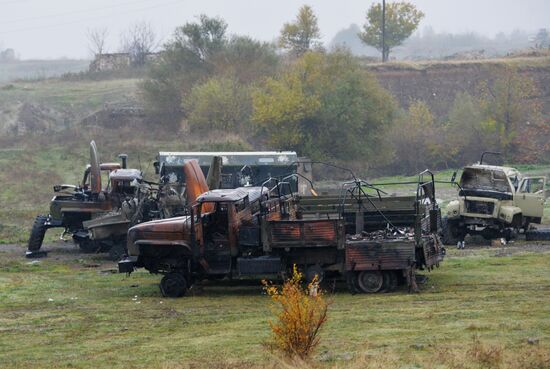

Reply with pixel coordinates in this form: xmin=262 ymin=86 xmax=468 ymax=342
xmin=1 ymin=0 xmax=549 ymax=59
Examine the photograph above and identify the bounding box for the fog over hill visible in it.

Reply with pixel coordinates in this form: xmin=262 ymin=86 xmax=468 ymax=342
xmin=0 ymin=0 xmax=549 ymax=59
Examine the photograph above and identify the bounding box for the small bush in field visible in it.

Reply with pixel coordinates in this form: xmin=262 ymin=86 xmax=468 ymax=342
xmin=262 ymin=265 xmax=329 ymax=360
xmin=468 ymin=335 xmax=503 ymax=368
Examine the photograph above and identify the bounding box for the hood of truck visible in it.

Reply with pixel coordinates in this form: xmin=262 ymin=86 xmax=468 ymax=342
xmin=127 ymin=216 xmax=192 ymax=256
xmin=459 ymin=196 xmax=500 ymax=218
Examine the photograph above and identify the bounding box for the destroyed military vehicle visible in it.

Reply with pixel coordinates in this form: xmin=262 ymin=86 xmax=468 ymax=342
xmin=26 ymin=141 xmax=141 ymax=257
xmin=155 ymin=151 xmax=308 ymax=194
xmin=119 ymin=161 xmax=445 ymax=297
xmin=82 ymin=155 xmax=224 ymax=260
xmin=94 ymin=151 xmax=305 ymax=257
xmin=442 ymin=152 xmax=547 ymax=247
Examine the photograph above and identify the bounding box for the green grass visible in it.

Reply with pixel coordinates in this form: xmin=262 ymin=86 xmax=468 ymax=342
xmin=0 ymin=78 xmax=139 ymax=116
xmin=0 ymin=243 xmax=549 ymax=368
xmin=0 ymin=60 xmax=89 ymax=83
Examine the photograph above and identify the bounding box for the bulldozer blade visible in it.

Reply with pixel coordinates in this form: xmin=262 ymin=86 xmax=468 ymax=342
xmin=25 ymin=250 xmax=48 ymax=258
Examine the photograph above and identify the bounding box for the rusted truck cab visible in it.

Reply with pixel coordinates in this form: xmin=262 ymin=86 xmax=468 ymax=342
xmin=120 ymin=186 xmax=275 ymax=297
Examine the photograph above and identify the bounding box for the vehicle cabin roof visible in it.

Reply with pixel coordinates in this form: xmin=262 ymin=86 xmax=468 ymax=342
xmin=109 ymin=169 xmax=142 ymax=181
xmin=466 ymin=164 xmax=521 ymax=178
xmin=158 ymin=151 xmax=298 ymax=167
xmin=197 ymin=186 xmax=268 ymax=203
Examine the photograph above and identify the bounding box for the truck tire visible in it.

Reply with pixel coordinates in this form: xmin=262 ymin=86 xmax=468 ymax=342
xmin=356 ymin=271 xmax=383 ymax=293
xmin=441 ymin=216 xmax=458 ymax=245
xmin=27 ymin=215 xmax=47 ymax=252
xmin=77 ymin=238 xmax=100 ymax=253
xmin=108 ymin=243 xmax=127 ymax=261
xmin=525 ymin=229 xmax=550 ymax=241
xmin=160 ymin=272 xmax=188 ymax=297
xmin=381 ymin=271 xmax=398 ymax=292
xmin=305 ymin=264 xmax=324 ymax=284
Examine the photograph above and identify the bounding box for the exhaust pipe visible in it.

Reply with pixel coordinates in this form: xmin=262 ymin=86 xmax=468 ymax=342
xmin=118 ymin=154 xmax=128 ymax=169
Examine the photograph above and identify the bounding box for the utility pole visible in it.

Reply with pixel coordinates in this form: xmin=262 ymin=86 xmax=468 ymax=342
xmin=382 ymin=0 xmax=386 ymax=62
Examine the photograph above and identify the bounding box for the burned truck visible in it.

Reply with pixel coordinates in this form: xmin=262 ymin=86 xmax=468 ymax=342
xmin=155 ymin=151 xmax=309 ymax=194
xmin=86 ymin=151 xmax=306 ymax=259
xmin=26 ymin=141 xmax=139 ymax=257
xmin=443 ymin=152 xmax=547 ymax=247
xmin=119 ymin=161 xmax=445 ymax=297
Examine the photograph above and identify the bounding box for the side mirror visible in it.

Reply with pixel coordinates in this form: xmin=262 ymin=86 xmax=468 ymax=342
xmin=451 ymin=171 xmax=457 ymax=183
xmin=153 ymin=161 xmax=160 ymax=175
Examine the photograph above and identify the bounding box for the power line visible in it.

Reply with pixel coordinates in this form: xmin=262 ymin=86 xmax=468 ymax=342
xmin=0 ymin=0 xmax=183 ymax=35
xmin=0 ymin=0 xmax=159 ymax=25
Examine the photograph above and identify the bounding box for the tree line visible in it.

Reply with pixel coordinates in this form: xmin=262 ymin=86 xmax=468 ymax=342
xmin=137 ymin=4 xmax=549 ymax=174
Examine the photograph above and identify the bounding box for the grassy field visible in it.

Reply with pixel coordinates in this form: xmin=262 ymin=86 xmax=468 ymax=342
xmin=0 ymin=77 xmax=139 ymax=121
xmin=0 ymin=59 xmax=89 ymax=83
xmin=0 ymin=242 xmax=549 ymax=368
xmin=1 ymin=62 xmax=550 ymax=369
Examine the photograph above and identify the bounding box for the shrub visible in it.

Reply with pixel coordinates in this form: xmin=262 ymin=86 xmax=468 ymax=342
xmin=252 ymin=50 xmax=396 ymax=168
xmin=468 ymin=335 xmax=503 ymax=369
xmin=183 ymin=77 xmax=252 ymax=132
xmin=262 ymin=265 xmax=329 ymax=360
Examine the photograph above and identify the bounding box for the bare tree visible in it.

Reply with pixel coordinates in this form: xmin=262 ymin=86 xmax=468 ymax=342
xmin=87 ymin=27 xmax=109 ymax=58
xmin=120 ymin=21 xmax=157 ymax=66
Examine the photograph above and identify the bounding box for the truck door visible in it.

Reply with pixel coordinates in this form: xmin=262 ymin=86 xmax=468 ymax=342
xmin=515 ymin=177 xmax=546 ymax=220
xmin=203 ymin=202 xmax=232 ymax=274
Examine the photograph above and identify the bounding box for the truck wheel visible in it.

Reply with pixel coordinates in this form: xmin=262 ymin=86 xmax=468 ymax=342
xmin=27 ymin=215 xmax=47 ymax=252
xmin=356 ymin=271 xmax=383 ymax=293
xmin=382 ymin=271 xmax=398 ymax=292
xmin=441 ymin=216 xmax=459 ymax=245
xmin=525 ymin=229 xmax=550 ymax=241
xmin=305 ymin=264 xmax=324 ymax=285
xmin=108 ymin=243 xmax=126 ymax=261
xmin=160 ymin=272 xmax=188 ymax=298
xmin=77 ymin=238 xmax=100 ymax=253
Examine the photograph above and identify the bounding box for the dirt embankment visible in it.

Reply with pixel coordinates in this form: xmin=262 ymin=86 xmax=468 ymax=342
xmin=369 ymin=58 xmax=550 ymax=119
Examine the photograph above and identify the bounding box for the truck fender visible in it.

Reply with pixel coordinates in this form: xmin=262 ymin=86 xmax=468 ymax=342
xmin=445 ymin=200 xmax=460 ymax=220
xmin=134 ymin=240 xmax=194 ymax=257
xmin=498 ymin=205 xmax=522 ymax=225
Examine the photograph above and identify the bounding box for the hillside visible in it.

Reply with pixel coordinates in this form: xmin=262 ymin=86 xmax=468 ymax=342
xmin=368 ymin=55 xmax=550 ymax=119
xmin=0 ymin=59 xmax=89 ymax=83
xmin=0 ymin=78 xmax=140 ymax=135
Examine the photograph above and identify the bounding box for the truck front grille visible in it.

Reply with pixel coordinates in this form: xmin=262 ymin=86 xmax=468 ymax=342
xmin=465 ymin=200 xmax=494 ymax=215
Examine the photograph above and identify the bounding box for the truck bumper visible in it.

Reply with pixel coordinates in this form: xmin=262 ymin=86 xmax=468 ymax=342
xmin=118 ymin=257 xmax=137 ymax=274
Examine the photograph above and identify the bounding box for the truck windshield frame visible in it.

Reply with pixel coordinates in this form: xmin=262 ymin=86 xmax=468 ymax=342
xmin=460 ymin=167 xmax=512 ymax=194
